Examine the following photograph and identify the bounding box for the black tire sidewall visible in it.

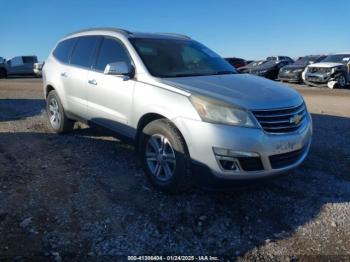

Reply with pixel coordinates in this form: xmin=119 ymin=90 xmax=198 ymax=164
xmin=0 ymin=69 xmax=6 ymax=78
xmin=140 ymin=119 xmax=191 ymax=192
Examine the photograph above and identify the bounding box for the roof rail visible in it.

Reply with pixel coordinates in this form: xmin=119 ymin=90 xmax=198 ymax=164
xmin=158 ymin=33 xmax=191 ymax=40
xmin=65 ymin=27 xmax=133 ymax=37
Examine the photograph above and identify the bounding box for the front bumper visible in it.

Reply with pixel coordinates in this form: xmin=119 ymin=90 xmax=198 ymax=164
xmin=278 ymin=72 xmax=303 ymax=83
xmin=174 ymin=115 xmax=312 ymax=183
xmin=304 ymin=73 xmax=332 ymax=86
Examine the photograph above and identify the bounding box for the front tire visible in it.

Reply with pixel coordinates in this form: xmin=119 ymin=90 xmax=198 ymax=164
xmin=0 ymin=69 xmax=7 ymax=79
xmin=336 ymin=73 xmax=347 ymax=88
xmin=46 ymin=90 xmax=74 ymax=133
xmin=139 ymin=119 xmax=192 ymax=193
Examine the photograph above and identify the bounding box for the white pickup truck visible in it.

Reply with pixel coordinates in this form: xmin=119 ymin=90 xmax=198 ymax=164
xmin=0 ymin=55 xmax=38 ymax=78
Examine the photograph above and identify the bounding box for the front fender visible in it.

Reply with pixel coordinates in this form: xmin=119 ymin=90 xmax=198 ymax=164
xmin=131 ymin=81 xmax=200 ymax=129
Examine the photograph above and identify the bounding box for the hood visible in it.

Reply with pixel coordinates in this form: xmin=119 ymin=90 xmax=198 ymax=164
xmin=238 ymin=64 xmax=256 ymax=70
xmin=308 ymin=62 xmax=344 ymax=68
xmin=159 ymin=74 xmax=303 ymax=110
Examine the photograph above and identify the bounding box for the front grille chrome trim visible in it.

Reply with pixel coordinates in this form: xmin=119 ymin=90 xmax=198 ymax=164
xmin=252 ymin=103 xmax=307 ymax=134
xmin=253 ymin=107 xmax=305 ymax=118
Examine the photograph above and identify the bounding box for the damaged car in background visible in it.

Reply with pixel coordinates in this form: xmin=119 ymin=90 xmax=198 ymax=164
xmin=278 ymin=55 xmax=326 ymax=83
xmin=304 ymin=53 xmax=350 ymax=88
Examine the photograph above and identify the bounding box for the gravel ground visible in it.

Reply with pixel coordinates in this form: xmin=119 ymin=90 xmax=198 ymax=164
xmin=0 ymin=78 xmax=350 ymax=261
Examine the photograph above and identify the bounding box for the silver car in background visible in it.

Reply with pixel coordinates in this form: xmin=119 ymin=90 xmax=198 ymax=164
xmin=42 ymin=28 xmax=312 ymax=192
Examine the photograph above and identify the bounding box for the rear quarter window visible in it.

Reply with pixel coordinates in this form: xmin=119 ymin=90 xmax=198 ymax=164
xmin=53 ymin=38 xmax=76 ymax=63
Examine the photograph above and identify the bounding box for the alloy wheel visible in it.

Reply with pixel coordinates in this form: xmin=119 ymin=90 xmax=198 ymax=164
xmin=145 ymin=134 xmax=176 ymax=182
xmin=48 ymin=98 xmax=61 ymax=129
xmin=338 ymin=75 xmax=346 ymax=87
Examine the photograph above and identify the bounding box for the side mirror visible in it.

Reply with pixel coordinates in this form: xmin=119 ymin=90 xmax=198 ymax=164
xmin=104 ymin=62 xmax=134 ymax=77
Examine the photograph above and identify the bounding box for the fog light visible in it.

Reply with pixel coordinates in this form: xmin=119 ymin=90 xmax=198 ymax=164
xmin=213 ymin=147 xmax=259 ymax=157
xmin=219 ymin=159 xmax=239 ymax=171
xmin=213 ymin=147 xmax=261 ymax=172
xmin=215 ymin=155 xmax=241 ymax=171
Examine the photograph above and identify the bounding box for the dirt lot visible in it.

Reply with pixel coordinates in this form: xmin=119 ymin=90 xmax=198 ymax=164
xmin=0 ymin=78 xmax=350 ymax=260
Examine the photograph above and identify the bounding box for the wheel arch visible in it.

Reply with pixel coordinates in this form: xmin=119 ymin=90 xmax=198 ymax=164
xmin=45 ymin=84 xmax=55 ymax=97
xmin=135 ymin=113 xmax=188 ymax=155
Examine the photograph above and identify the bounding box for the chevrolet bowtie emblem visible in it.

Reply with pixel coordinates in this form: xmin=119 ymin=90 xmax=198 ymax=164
xmin=290 ymin=114 xmax=302 ymax=125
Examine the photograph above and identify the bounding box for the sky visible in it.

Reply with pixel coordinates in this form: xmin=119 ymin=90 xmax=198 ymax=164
xmin=1 ymin=0 xmax=349 ymax=61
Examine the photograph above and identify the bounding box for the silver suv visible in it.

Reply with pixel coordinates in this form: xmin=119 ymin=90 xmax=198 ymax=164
xmin=43 ymin=28 xmax=312 ymax=192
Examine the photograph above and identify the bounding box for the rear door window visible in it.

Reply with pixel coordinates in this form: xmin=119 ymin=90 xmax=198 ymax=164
xmin=70 ymin=36 xmax=99 ymax=68
xmin=53 ymin=38 xmax=76 ymax=63
xmin=93 ymin=37 xmax=131 ymax=72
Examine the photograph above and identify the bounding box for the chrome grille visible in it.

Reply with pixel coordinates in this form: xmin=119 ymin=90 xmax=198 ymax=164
xmin=308 ymin=67 xmax=331 ymax=74
xmin=253 ymin=103 xmax=307 ymax=133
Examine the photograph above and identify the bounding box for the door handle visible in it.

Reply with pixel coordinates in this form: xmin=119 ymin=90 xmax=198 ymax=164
xmin=60 ymin=72 xmax=68 ymax=78
xmin=88 ymin=79 xmax=97 ymax=85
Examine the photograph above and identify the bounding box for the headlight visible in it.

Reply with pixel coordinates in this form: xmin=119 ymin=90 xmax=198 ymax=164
xmin=331 ymin=66 xmax=343 ymax=74
xmin=258 ymin=70 xmax=268 ymax=74
xmin=190 ymin=95 xmax=257 ymax=127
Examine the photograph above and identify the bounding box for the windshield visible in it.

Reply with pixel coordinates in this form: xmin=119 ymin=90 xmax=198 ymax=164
xmin=322 ymin=54 xmax=350 ymax=64
xmin=294 ymin=56 xmax=325 ymax=65
xmin=247 ymin=60 xmax=267 ymax=67
xmin=130 ymin=38 xmax=236 ymax=77
xmin=294 ymin=56 xmax=313 ymax=65
xmin=257 ymin=60 xmax=279 ymax=69
xmin=266 ymin=56 xmax=276 ymax=61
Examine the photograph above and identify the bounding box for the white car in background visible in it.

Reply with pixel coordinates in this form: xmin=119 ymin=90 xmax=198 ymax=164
xmin=303 ymin=53 xmax=350 ymax=88
xmin=33 ymin=62 xmax=44 ymax=77
xmin=0 ymin=55 xmax=38 ymax=78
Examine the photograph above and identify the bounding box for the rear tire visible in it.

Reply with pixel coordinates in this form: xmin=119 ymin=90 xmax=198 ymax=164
xmin=139 ymin=119 xmax=192 ymax=193
xmin=46 ymin=90 xmax=74 ymax=133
